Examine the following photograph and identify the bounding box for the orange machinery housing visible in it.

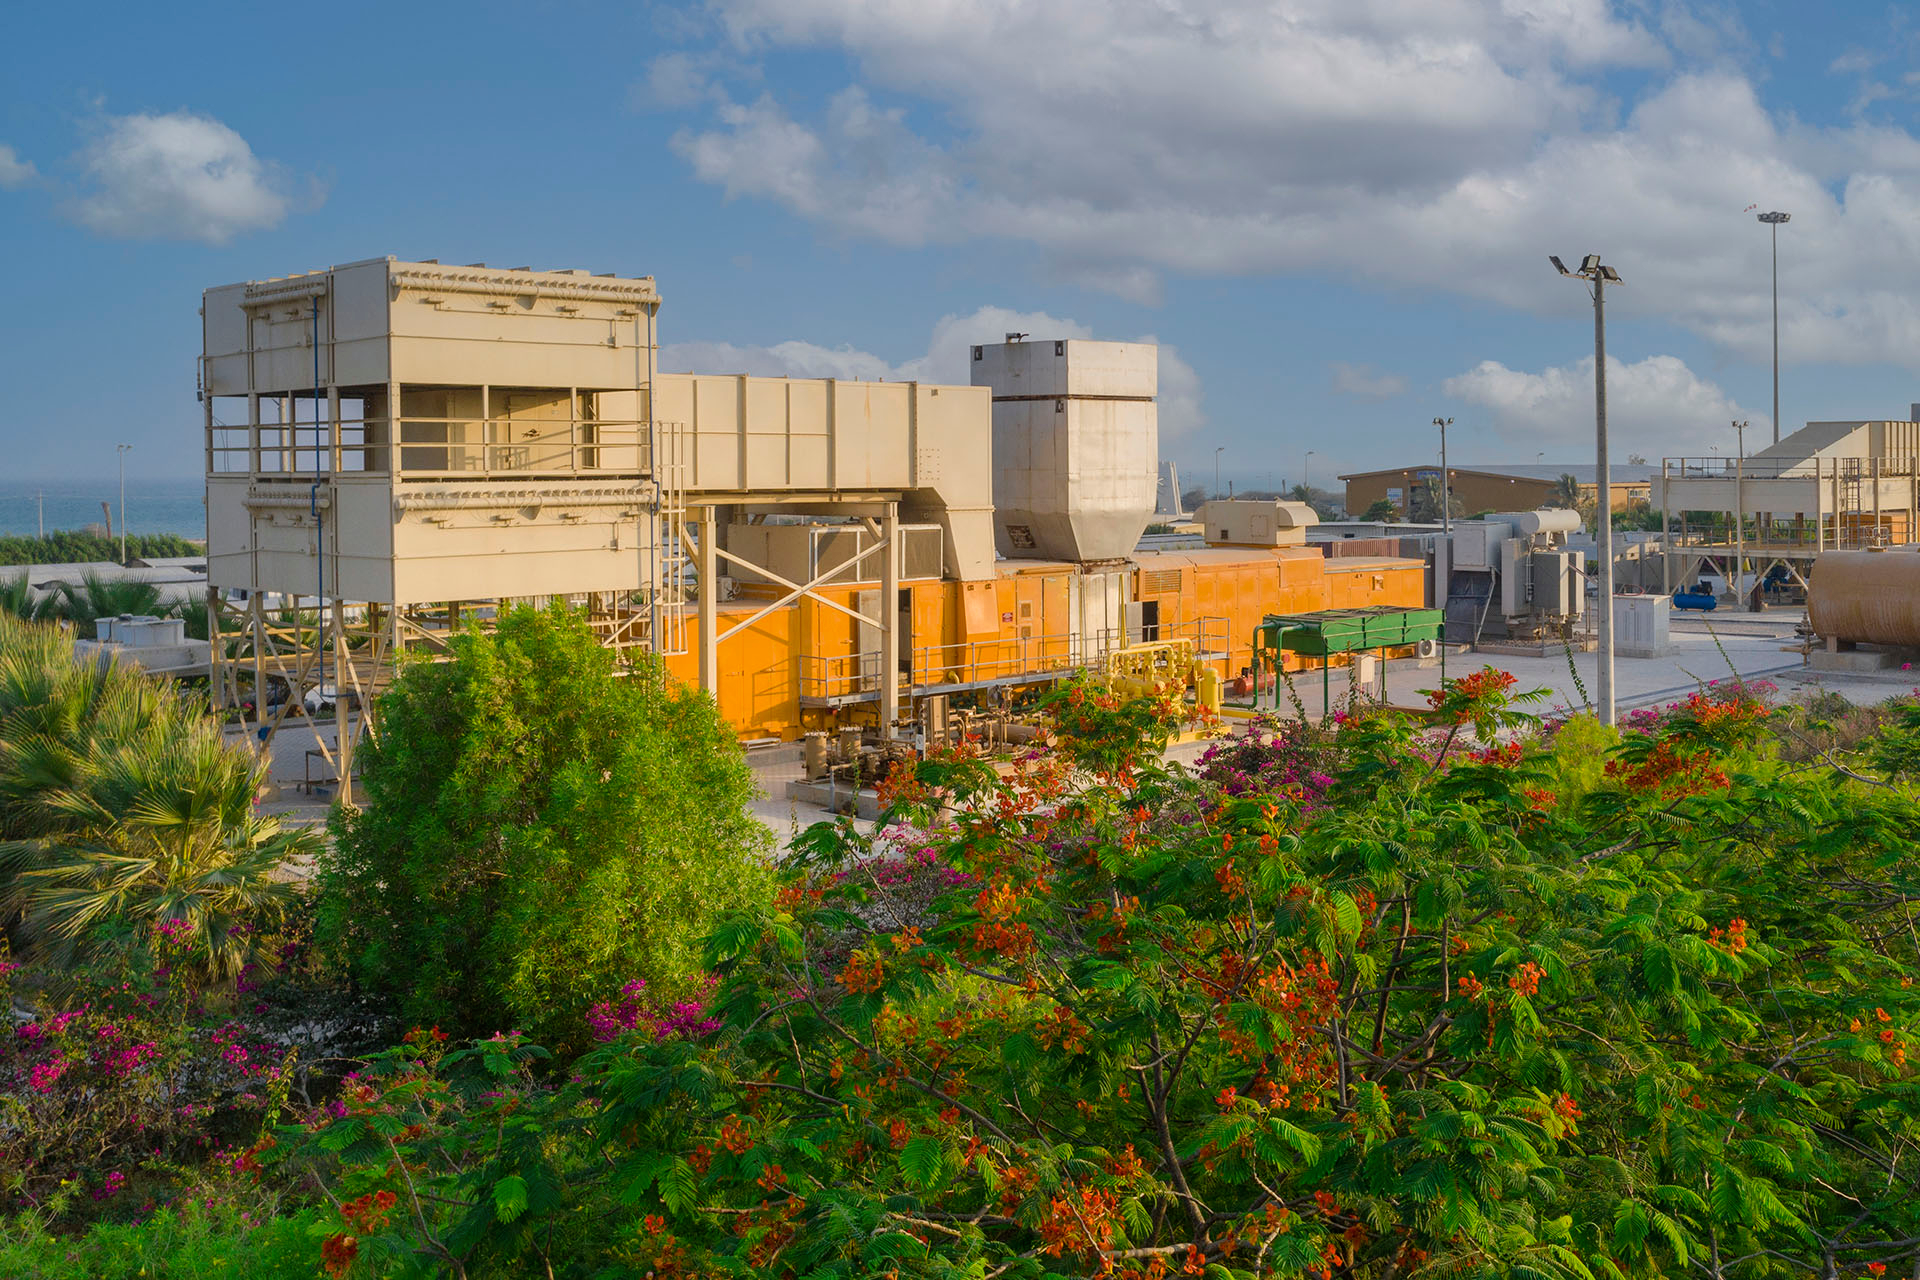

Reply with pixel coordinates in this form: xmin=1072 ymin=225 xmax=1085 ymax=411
xmin=661 ymin=545 xmax=1425 ymax=740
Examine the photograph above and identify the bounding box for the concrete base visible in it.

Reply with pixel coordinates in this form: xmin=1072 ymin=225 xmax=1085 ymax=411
xmin=785 ymin=779 xmax=884 ymax=820
xmin=1617 ymin=644 xmax=1679 ymax=659
xmin=1474 ymin=638 xmax=1596 ymax=658
xmin=1810 ymin=647 xmax=1915 ymax=674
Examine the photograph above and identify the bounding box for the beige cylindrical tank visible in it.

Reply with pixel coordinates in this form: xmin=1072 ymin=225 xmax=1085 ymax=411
xmin=1808 ymin=550 xmax=1920 ymax=645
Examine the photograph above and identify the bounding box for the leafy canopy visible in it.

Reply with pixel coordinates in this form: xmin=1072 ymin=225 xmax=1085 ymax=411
xmin=315 ymin=604 xmax=774 ymax=1046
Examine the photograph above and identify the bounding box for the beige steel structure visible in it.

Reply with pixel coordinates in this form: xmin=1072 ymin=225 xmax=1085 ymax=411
xmin=1654 ymin=419 xmax=1920 ymax=601
xmin=202 ymin=258 xmax=996 ymax=800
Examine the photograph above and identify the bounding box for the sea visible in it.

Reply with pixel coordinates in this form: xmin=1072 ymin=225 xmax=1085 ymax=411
xmin=0 ymin=479 xmax=208 ymax=540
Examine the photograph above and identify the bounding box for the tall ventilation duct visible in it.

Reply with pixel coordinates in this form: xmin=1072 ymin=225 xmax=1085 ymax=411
xmin=973 ymin=338 xmax=1158 ymax=563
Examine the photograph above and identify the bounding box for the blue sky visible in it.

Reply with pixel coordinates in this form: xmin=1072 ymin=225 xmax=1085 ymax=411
xmin=5 ymin=0 xmax=1920 ymax=493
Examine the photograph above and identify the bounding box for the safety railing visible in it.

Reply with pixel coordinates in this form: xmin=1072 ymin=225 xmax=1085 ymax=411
xmin=207 ymin=417 xmax=655 ymax=479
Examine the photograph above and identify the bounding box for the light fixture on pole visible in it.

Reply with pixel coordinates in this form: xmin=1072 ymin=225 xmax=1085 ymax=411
xmin=1215 ymin=446 xmax=1225 ymax=500
xmin=115 ymin=444 xmax=132 ymax=566
xmin=1432 ymin=418 xmax=1453 ymax=535
xmin=1758 ymin=211 xmax=1790 ymax=446
xmin=1550 ymin=253 xmax=1624 ymax=726
xmin=1303 ymin=450 xmax=1315 ymax=496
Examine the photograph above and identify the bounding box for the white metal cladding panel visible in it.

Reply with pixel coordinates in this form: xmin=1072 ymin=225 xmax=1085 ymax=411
xmin=745 ymin=379 xmax=793 ymax=490
xmin=692 ymin=376 xmax=746 ymax=491
xmin=390 ymin=517 xmax=643 ymax=605
xmin=971 ymin=339 xmax=1157 ymax=399
xmin=1064 ymin=399 xmax=1156 ymax=513
xmin=1061 ymin=340 xmax=1156 ymax=398
xmin=830 ymin=382 xmax=914 ymax=489
xmin=203 ymin=285 xmax=252 ymax=395
xmin=204 ymin=479 xmax=256 ymax=587
xmin=252 ymin=301 xmax=334 ymax=393
xmin=910 ymin=385 xmax=991 ymax=492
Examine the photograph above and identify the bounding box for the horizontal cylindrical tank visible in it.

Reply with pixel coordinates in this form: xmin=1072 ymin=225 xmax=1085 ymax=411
xmin=1507 ymin=509 xmax=1582 ymax=537
xmin=1808 ymin=549 xmax=1920 ymax=644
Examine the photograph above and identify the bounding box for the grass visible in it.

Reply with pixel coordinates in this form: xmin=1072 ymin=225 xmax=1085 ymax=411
xmin=0 ymin=1202 xmax=325 ymax=1279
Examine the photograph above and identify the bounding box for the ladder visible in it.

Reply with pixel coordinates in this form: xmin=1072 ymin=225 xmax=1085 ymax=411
xmin=645 ymin=418 xmax=691 ymax=656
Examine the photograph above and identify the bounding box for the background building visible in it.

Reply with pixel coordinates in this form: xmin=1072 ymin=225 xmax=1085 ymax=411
xmin=1340 ymin=463 xmax=1655 ymax=519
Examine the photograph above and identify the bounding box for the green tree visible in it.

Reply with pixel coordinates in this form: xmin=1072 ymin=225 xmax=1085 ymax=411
xmin=316 ymin=605 xmax=774 ymax=1045
xmin=283 ymin=678 xmax=1920 ymax=1279
xmin=42 ymin=572 xmax=167 ymax=636
xmin=1360 ymin=498 xmax=1400 ymax=523
xmin=2 ymin=725 xmax=311 ymax=978
xmin=0 ymin=614 xmax=313 ymax=978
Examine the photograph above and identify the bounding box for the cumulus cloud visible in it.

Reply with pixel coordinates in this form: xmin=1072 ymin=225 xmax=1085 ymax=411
xmin=1444 ymin=354 xmax=1755 ymax=456
xmin=660 ymin=305 xmax=1206 ymax=437
xmin=1330 ymin=362 xmax=1408 ymax=399
xmin=656 ymin=1 xmax=1920 ymax=369
xmin=0 ymin=144 xmax=36 ymax=189
xmin=66 ymin=111 xmax=307 ymax=244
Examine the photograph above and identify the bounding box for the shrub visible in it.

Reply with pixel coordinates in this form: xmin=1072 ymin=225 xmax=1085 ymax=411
xmin=0 ymin=530 xmax=202 ymax=568
xmin=316 ymin=605 xmax=774 ymax=1047
xmin=0 ymin=1201 xmax=323 ymax=1279
xmin=0 ymin=615 xmax=314 ymax=978
xmin=280 ymin=670 xmax=1920 ymax=1278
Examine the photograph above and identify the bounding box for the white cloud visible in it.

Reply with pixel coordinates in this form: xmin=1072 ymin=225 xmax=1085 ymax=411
xmin=660 ymin=304 xmax=1206 ymax=437
xmin=656 ymin=2 xmax=1920 ymax=369
xmin=1330 ymin=362 xmax=1408 ymax=399
xmin=67 ymin=111 xmax=306 ymax=244
xmin=0 ymin=144 xmax=36 ymax=189
xmin=1444 ymin=353 xmax=1755 ymax=455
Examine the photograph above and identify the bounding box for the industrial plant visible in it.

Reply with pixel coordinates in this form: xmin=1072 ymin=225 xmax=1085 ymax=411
xmin=156 ymin=256 xmax=1920 ymax=809
xmin=194 ymin=259 xmax=1429 ymax=799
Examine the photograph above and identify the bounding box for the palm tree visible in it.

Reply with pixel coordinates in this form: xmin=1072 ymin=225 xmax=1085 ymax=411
xmin=2 ymin=724 xmax=315 ymax=980
xmin=45 ymin=572 xmax=166 ymax=636
xmin=1546 ymin=474 xmax=1584 ymax=509
xmin=0 ymin=572 xmax=42 ymax=621
xmin=0 ymin=614 xmax=316 ymax=980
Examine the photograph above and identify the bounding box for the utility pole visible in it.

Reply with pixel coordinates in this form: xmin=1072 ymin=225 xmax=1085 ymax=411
xmin=116 ymin=444 xmax=132 ymax=564
xmin=36 ymin=490 xmax=44 ymax=539
xmin=1551 ymin=255 xmax=1624 ymax=725
xmin=1758 ymin=211 xmax=1790 ymax=446
xmin=1732 ymin=420 xmax=1747 ymax=612
xmin=1434 ymin=418 xmax=1453 ymax=534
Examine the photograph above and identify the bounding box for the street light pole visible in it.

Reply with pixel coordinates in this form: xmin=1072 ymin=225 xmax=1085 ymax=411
xmin=1551 ymin=254 xmax=1624 ymax=726
xmin=1732 ymin=420 xmax=1748 ymax=612
xmin=1759 ymin=211 xmax=1790 ymax=446
xmin=1304 ymin=450 xmax=1315 ymax=498
xmin=116 ymin=444 xmax=132 ymax=565
xmin=1214 ymin=446 xmax=1224 ymax=501
xmin=1433 ymin=418 xmax=1453 ymax=535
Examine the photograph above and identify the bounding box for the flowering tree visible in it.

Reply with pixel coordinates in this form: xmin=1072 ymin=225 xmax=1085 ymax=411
xmin=275 ymin=674 xmax=1920 ymax=1278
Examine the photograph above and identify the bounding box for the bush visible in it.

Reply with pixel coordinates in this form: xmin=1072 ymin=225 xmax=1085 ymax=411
xmin=316 ymin=605 xmax=774 ymax=1047
xmin=0 ymin=531 xmax=201 ymax=567
xmin=277 ymin=671 xmax=1920 ymax=1278
xmin=0 ymin=1201 xmax=323 ymax=1279
xmin=0 ymin=616 xmax=314 ymax=978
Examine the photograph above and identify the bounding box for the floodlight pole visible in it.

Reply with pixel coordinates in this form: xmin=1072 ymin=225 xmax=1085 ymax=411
xmin=116 ymin=444 xmax=132 ymax=565
xmin=1551 ymin=253 xmax=1621 ymax=725
xmin=1733 ymin=420 xmax=1748 ymax=612
xmin=1434 ymin=418 xmax=1453 ymax=534
xmin=1592 ymin=274 xmax=1614 ymax=725
xmin=1759 ymin=211 xmax=1790 ymax=446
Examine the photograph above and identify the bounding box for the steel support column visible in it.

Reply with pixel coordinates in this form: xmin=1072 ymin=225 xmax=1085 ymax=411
xmin=697 ymin=504 xmax=718 ymax=696
xmin=880 ymin=501 xmax=900 ymax=737
xmin=332 ymin=597 xmax=353 ymax=806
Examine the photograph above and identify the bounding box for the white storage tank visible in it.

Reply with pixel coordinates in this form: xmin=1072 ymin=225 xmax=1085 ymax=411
xmin=973 ymin=338 xmax=1158 ymax=563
